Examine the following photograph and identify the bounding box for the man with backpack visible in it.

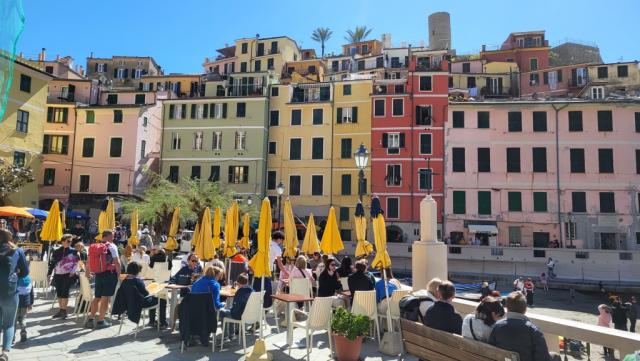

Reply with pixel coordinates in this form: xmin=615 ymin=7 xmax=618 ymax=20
xmin=85 ymin=230 xmax=120 ymax=329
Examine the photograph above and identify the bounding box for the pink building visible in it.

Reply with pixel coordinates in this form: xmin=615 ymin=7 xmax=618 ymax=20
xmin=445 ymin=100 xmax=640 ymax=250
xmin=203 ymin=45 xmax=236 ymax=77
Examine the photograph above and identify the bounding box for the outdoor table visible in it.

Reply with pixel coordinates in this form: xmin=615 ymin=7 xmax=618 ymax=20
xmin=119 ymin=274 xmax=153 ymax=282
xmin=164 ymin=284 xmax=190 ymax=326
xmin=220 ymin=286 xmax=237 ymax=308
xmin=272 ymin=293 xmax=314 ymax=348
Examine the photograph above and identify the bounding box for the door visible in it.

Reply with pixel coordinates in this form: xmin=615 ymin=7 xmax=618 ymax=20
xmin=532 ymin=232 xmax=550 ymax=248
xmin=600 ymin=233 xmax=617 ymax=250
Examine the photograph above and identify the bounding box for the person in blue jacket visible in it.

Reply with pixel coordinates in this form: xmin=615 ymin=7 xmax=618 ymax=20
xmin=0 ymin=229 xmax=29 ymax=359
xmin=191 ymin=265 xmax=225 ymax=310
xmin=219 ymin=273 xmax=253 ymax=338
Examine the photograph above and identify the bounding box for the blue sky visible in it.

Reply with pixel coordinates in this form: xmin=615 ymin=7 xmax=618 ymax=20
xmin=17 ymin=0 xmax=639 ymax=73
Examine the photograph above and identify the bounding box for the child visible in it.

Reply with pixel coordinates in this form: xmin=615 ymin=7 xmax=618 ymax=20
xmin=14 ymin=275 xmax=34 ymax=343
xmin=219 ymin=273 xmax=252 ymax=339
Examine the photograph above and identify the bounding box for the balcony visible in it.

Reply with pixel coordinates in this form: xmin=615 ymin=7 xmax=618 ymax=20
xmin=228 ymin=85 xmax=265 ymax=97
xmin=290 ymin=85 xmax=331 ymax=103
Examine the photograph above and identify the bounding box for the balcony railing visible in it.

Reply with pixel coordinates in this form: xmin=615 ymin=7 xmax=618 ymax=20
xmin=228 ymin=86 xmax=265 ymax=97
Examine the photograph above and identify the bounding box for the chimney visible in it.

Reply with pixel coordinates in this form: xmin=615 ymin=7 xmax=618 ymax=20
xmin=38 ymin=48 xmax=46 ymax=62
xmin=79 ymin=65 xmax=84 ymax=76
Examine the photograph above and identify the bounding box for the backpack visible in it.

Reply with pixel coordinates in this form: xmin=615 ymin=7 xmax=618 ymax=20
xmin=399 ymin=295 xmax=433 ymax=323
xmin=0 ymin=248 xmax=19 ymax=297
xmin=88 ymin=243 xmax=115 ymax=273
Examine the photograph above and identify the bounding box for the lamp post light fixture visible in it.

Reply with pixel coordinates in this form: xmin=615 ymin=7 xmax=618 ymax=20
xmin=354 ymin=143 xmax=369 ymax=202
xmin=276 ymin=181 xmax=285 ymax=230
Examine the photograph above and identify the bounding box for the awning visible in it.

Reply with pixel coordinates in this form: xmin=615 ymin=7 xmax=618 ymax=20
xmin=468 ymin=224 xmax=498 ymax=234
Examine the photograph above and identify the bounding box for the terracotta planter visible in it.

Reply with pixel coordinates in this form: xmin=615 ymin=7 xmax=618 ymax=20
xmin=332 ymin=333 xmax=363 ymax=361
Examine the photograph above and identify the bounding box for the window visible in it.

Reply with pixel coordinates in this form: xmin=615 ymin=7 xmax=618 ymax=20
xmin=234 ymin=131 xmax=246 ymax=150
xmin=291 ymin=109 xmax=302 ymax=125
xmin=383 ymin=133 xmax=404 ymax=152
xmin=107 ymin=174 xmax=120 ymax=192
xmin=289 ymin=139 xmax=302 ymax=160
xmin=533 ymin=192 xmax=547 ymax=212
xmin=599 ymin=192 xmax=615 ymax=213
xmin=343 ymin=84 xmax=351 ymax=95
xmin=311 ymin=175 xmax=323 ymax=196
xmin=452 ymin=111 xmax=464 ymax=128
xmin=86 ymin=110 xmax=95 ymax=124
xmin=312 ymin=138 xmax=323 ymax=159
xmin=211 ymin=132 xmax=221 ymax=150
xmin=269 ymin=110 xmax=279 ymax=126
xmin=392 ymin=99 xmax=403 ymax=116
xmin=462 ymin=63 xmax=470 ymax=73
xmin=452 ymin=148 xmax=465 ymax=172
xmin=267 ymin=58 xmax=274 ymax=70
xmin=113 ymin=110 xmax=123 ymax=123
xmin=467 ymin=77 xmax=476 ymax=88
xmin=135 ymin=94 xmax=145 ymax=105
xmin=109 ymin=138 xmax=123 ymax=157
xmin=506 ymin=148 xmax=521 ymax=172
xmin=617 ymin=65 xmax=628 ymax=77
xmin=568 ymin=111 xmax=583 ymax=131
xmin=341 ymin=138 xmax=352 ymax=159
xmin=254 ymin=60 xmax=261 ymax=72
xmin=418 ymin=168 xmax=432 ymax=190
xmin=267 ymin=171 xmax=277 ymax=190
xmin=386 ymin=164 xmax=401 ymax=186
xmin=79 ymin=175 xmax=90 ymax=191
xmin=572 ymin=192 xmax=586 ymax=212
xmin=193 ymin=131 xmax=204 ymax=150
xmin=268 ymin=141 xmax=277 ymax=155
xmin=570 ymin=149 xmax=585 ymax=173
xmin=42 ymin=135 xmax=69 ymax=155
xmin=134 ymin=69 xmax=142 ymax=79
xmin=116 ymin=68 xmax=126 ymax=79
xmin=341 ymin=174 xmax=351 ymax=195
xmin=240 ymin=62 xmax=247 ymax=72
xmin=208 ymin=166 xmax=220 ymax=182
xmin=508 ymin=226 xmax=521 ymax=246
xmin=337 ymin=107 xmax=358 ymax=123
xmin=140 ymin=140 xmax=146 ymax=159
xmin=419 ymin=76 xmax=432 ymax=91
xmin=19 ymin=74 xmax=31 ymax=92
xmin=416 ymin=105 xmax=431 ymax=125
xmin=312 ymin=109 xmax=323 ymax=125
xmin=419 ymin=134 xmax=432 ymax=154
xmin=271 ymin=87 xmax=279 ymax=97
xmin=591 ymin=86 xmax=604 ymax=100
xmin=47 ymin=107 xmax=68 ymax=123
xmin=597 ymin=67 xmax=608 ymax=79
xmin=82 ymin=138 xmax=95 ymax=157
xmin=374 ymin=99 xmax=385 ymax=116
xmin=289 ymin=175 xmax=301 ymax=196
xmin=387 ymin=198 xmax=399 ymax=219
xmin=13 ymin=151 xmax=25 ymax=166
xmin=477 ymin=111 xmax=490 ymax=128
xmin=637 ymin=149 xmax=640 ymax=174
xmin=16 ymin=110 xmax=28 ymax=133
xmin=477 ymin=148 xmax=491 ymax=172
xmin=508 ymin=112 xmax=522 ymax=132
xmin=236 ymin=103 xmax=246 ymax=117
xmin=452 ymin=191 xmax=466 ymax=214
xmin=339 ymin=207 xmax=350 ymax=222
xmin=532 ymin=147 xmax=547 ymax=172
xmin=529 ymin=73 xmax=539 ymax=86
xmin=508 ymin=192 xmax=522 ymax=211
xmin=228 ymin=166 xmax=249 ymax=184
xmin=107 ymin=94 xmax=118 ymax=104
xmin=598 ymin=110 xmax=613 ymax=131
xmin=241 ymin=43 xmax=248 ymax=54
xmin=478 ymin=191 xmax=491 ymax=215
xmin=448 ymin=76 xmax=453 ymax=88
xmin=598 ymin=149 xmax=613 ymax=173
xmin=530 ymin=58 xmax=538 ymax=71
xmin=533 ymin=111 xmax=547 ymax=132
xmin=43 ymin=168 xmax=55 ymax=186
xmin=190 ymin=166 xmax=201 ymax=180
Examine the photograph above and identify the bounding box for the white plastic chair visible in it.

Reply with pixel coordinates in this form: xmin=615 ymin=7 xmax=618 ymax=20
xmin=219 ymin=291 xmax=265 ymax=356
xmin=117 ymin=297 xmax=160 ymax=338
xmin=291 ymin=296 xmax=334 ymax=360
xmin=74 ymin=273 xmax=93 ymax=324
xmin=339 ymin=277 xmax=349 ymax=291
xmin=29 ymin=261 xmax=49 ymax=295
xmin=351 ymin=290 xmax=380 ymax=344
xmin=378 ymin=289 xmax=411 ymax=332
xmin=152 ymin=268 xmax=172 ymax=283
xmin=290 ymin=278 xmax=313 ymax=298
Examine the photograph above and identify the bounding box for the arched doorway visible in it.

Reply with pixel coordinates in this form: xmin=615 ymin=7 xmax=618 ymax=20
xmin=386 ymin=225 xmax=404 ymax=243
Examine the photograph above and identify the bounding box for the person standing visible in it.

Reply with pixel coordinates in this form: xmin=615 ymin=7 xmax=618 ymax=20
xmin=626 ymin=296 xmax=637 ymax=333
xmin=524 ymin=278 xmax=535 ymax=307
xmin=611 ymin=299 xmax=628 ymax=331
xmin=596 ymin=304 xmax=613 ymax=357
xmin=546 ymin=258 xmax=556 ymax=278
xmin=540 ymin=273 xmax=549 ymax=294
xmin=85 ymin=230 xmax=120 ymax=329
xmin=51 ymin=234 xmax=79 ymax=319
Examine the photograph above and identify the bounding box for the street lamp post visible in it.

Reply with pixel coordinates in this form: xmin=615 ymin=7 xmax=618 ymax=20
xmin=354 ymin=143 xmax=369 ymax=202
xmin=276 ymin=181 xmax=285 ymax=230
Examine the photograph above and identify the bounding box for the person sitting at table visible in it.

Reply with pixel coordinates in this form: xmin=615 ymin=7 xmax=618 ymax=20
xmin=290 ymin=255 xmax=315 ymax=288
xmin=113 ymin=261 xmax=167 ymax=328
xmin=375 ymin=268 xmax=400 ymax=315
xmin=348 ymin=259 xmax=375 ymax=298
xmin=317 ymin=258 xmax=348 ymax=308
xmin=337 ymin=255 xmax=353 ymax=278
xmin=131 ymin=246 xmax=150 ymax=265
xmin=308 ymin=252 xmax=322 ymax=276
xmin=170 ymin=253 xmax=202 ymax=285
xmin=191 ymin=266 xmax=225 ymax=311
xmin=219 ymin=273 xmax=252 ymax=339
xmin=149 ymin=247 xmax=167 ymax=269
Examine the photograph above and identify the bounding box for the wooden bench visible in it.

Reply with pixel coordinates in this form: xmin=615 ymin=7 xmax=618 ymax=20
xmin=400 ymin=318 xmax=520 ymax=361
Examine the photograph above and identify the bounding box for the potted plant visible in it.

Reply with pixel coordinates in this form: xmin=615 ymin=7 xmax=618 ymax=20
xmin=331 ymin=307 xmax=373 ymax=361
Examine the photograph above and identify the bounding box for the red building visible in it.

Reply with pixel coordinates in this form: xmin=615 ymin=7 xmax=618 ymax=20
xmin=370 ymin=50 xmax=449 ymax=242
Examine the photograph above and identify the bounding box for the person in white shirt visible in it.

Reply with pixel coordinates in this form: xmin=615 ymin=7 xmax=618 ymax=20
xmin=269 ymin=231 xmax=284 ymax=272
xmin=461 ymin=296 xmax=505 ymax=343
xmin=131 ymin=246 xmax=150 ymax=265
xmin=415 ymin=277 xmax=442 ymax=318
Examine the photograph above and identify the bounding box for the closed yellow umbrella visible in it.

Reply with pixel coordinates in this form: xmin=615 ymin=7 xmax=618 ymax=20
xmin=60 ymin=208 xmax=66 ymax=230
xmin=191 ymin=221 xmax=201 ymax=250
xmin=223 ymin=202 xmax=239 ymax=258
xmin=248 ymin=198 xmax=272 ymax=278
xmin=194 ymin=207 xmax=215 ymax=260
xmin=212 ymin=207 xmax=222 ymax=250
xmin=320 ymin=206 xmax=344 ymax=255
xmin=128 ymin=209 xmax=139 ymax=247
xmin=238 ymin=213 xmax=250 ymax=250
xmin=40 ymin=199 xmax=63 ymax=242
xmin=300 ymin=213 xmax=321 ymax=255
xmin=354 ymin=202 xmax=373 ymax=258
xmin=95 ymin=198 xmax=115 ymax=240
xmin=282 ymin=198 xmax=298 ymax=259
xmin=370 ymin=197 xmax=391 ymax=270
xmin=165 ymin=207 xmax=180 ymax=251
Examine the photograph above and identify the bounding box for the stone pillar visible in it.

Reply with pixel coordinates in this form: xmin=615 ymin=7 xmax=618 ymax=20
xmin=412 ymin=195 xmax=448 ymax=291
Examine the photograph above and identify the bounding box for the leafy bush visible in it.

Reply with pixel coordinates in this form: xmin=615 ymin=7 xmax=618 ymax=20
xmin=331 ymin=307 xmax=372 ymax=341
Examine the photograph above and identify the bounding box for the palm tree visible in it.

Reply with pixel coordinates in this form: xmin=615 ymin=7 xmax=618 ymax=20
xmin=344 ymin=26 xmax=372 ymax=43
xmin=311 ymin=27 xmax=333 ymax=58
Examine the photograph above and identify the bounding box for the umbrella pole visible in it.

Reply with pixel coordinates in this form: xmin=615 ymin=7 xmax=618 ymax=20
xmin=379 ymin=268 xmax=402 ymax=355
xmin=247 ymin=275 xmax=272 ymax=361
xmin=382 ymin=270 xmax=393 ymax=333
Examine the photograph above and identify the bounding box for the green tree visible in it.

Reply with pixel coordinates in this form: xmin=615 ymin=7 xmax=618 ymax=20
xmin=311 ymin=27 xmax=333 ymax=58
xmin=344 ymin=26 xmax=372 ymax=43
xmin=0 ymin=165 xmax=34 ymax=205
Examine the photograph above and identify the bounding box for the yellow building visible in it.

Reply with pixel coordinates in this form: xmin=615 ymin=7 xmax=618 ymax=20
xmin=234 ymin=36 xmax=301 ymax=74
xmin=586 ymin=61 xmax=640 ymax=98
xmin=136 ymin=74 xmax=202 ymax=98
xmin=281 ymin=59 xmax=326 ymax=84
xmin=0 ymin=58 xmax=53 ymax=206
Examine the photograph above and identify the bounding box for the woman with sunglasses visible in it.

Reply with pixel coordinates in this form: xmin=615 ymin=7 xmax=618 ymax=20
xmin=461 ymin=296 xmax=504 ymax=343
xmin=51 ymin=234 xmax=79 ymax=319
xmin=170 ymin=254 xmax=202 ymax=285
xmin=316 ymin=258 xmax=348 ymax=307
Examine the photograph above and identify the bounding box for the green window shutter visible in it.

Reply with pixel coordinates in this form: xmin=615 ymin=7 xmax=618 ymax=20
xmin=352 ymin=107 xmax=358 ymax=123
xmin=533 ymin=192 xmax=547 ymax=212
xmin=43 ymin=135 xmax=50 ymax=154
xmin=62 ymin=108 xmax=69 ymax=122
xmin=47 ymin=107 xmax=53 ymax=122
xmin=203 ymin=104 xmax=208 ymax=118
xmin=190 ymin=104 xmax=196 ymax=118
xmin=478 ymin=191 xmax=491 ymax=215
xmin=222 ymin=103 xmax=227 ymax=118
xmin=181 ymin=104 xmax=187 ymax=119
xmin=452 ymin=191 xmax=466 ymax=214
xmin=508 ymin=192 xmax=522 ymax=212
xmin=336 ymin=108 xmax=342 ymax=124
xmin=62 ymin=136 xmax=69 ymax=155
xmin=169 ymin=104 xmax=175 ymax=119
xmin=86 ymin=111 xmax=95 ymax=123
